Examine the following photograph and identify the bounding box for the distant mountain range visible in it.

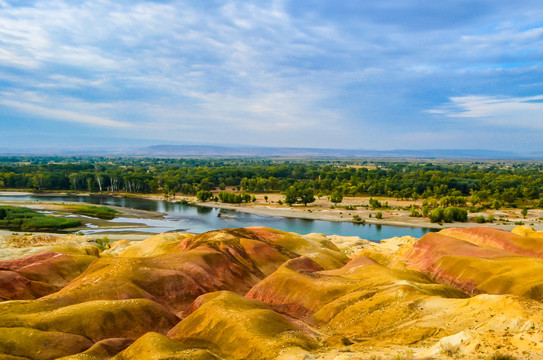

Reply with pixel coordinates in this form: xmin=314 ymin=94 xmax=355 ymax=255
xmin=0 ymin=144 xmax=541 ymax=159
xmin=136 ymin=145 xmax=528 ymax=159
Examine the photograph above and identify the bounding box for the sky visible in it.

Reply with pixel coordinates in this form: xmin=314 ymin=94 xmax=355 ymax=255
xmin=1 ymin=0 xmax=543 ymax=152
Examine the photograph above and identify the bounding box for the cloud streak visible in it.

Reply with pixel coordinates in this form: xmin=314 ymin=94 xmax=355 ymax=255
xmin=427 ymin=95 xmax=543 ymax=129
xmin=0 ymin=99 xmax=131 ymax=128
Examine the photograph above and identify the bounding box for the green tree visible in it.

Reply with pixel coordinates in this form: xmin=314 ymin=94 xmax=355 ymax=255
xmin=329 ymin=191 xmax=343 ymax=205
xmin=501 ymin=188 xmax=518 ymax=204
xmin=375 ymin=211 xmax=383 ymax=219
xmin=521 ymin=207 xmax=528 ymax=219
xmin=422 ymin=206 xmax=429 ymax=217
xmin=492 ymin=199 xmax=503 ymax=210
xmin=284 ymin=186 xmax=298 ymax=206
xmin=299 ymin=189 xmax=315 ymax=206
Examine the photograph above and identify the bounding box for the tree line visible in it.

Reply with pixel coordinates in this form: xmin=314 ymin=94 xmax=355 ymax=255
xmin=1 ymin=157 xmax=543 ymax=208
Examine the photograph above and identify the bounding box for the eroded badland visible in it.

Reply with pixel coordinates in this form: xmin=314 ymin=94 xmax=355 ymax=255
xmin=1 ymin=226 xmax=543 ymax=359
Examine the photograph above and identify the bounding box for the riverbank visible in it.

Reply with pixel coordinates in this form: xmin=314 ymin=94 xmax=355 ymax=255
xmin=2 ymin=190 xmax=542 ymax=233
xmin=0 ymin=197 xmax=166 ymax=236
xmin=158 ymin=192 xmax=542 ymax=231
xmin=194 ymin=200 xmax=541 ymax=231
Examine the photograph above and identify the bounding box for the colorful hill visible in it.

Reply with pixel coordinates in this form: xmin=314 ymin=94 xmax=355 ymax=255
xmin=1 ymin=226 xmax=543 ymax=359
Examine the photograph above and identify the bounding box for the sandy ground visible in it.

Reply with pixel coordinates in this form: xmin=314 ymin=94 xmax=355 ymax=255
xmin=187 ymin=193 xmax=543 ymax=231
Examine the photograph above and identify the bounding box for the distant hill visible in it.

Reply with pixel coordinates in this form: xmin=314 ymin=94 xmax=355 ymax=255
xmin=135 ymin=145 xmax=524 ymax=159
xmin=0 ymin=144 xmax=539 ymax=159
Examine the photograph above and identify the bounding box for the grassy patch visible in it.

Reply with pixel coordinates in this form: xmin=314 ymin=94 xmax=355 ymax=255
xmin=70 ymin=205 xmax=120 ymax=220
xmin=0 ymin=206 xmax=81 ymax=231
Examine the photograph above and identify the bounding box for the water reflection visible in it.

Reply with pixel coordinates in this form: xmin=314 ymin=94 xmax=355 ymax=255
xmin=196 ymin=206 xmax=212 ymax=215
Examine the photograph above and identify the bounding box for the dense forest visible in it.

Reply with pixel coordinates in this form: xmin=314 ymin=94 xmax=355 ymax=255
xmin=1 ymin=156 xmax=543 ymax=209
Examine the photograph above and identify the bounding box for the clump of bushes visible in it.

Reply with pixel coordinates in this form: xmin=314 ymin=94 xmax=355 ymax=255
xmin=218 ymin=191 xmax=251 ymax=204
xmin=473 ymin=214 xmax=495 ymax=223
xmin=352 ymin=214 xmax=365 ymax=224
xmin=429 ymin=206 xmax=468 ymax=223
xmin=0 ymin=206 xmax=81 ymax=231
xmin=410 ymin=206 xmax=422 ymax=217
xmin=196 ymin=190 xmax=213 ymax=202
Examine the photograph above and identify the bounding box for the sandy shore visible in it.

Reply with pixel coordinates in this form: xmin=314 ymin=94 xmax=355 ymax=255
xmin=138 ymin=191 xmax=543 ymax=231
xmin=194 ymin=200 xmax=541 ymax=231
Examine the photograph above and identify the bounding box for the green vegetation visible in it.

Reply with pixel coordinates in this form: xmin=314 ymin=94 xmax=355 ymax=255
xmin=0 ymin=157 xmax=539 ymax=202
xmin=218 ymin=191 xmax=251 ymax=204
xmin=352 ymin=214 xmax=364 ymax=223
xmin=0 ymin=205 xmax=81 ymax=231
xmin=428 ymin=206 xmax=468 ymax=223
xmin=95 ymin=236 xmax=110 ymax=250
xmin=2 ymin=157 xmax=543 ymax=221
xmin=329 ymin=191 xmax=343 ymax=205
xmin=283 ymin=186 xmax=315 ymax=206
xmin=196 ymin=190 xmax=213 ymax=201
xmin=369 ymin=197 xmax=382 ymax=209
xmin=70 ymin=205 xmax=119 ymax=220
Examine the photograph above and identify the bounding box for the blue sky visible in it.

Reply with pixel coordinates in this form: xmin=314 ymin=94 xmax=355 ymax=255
xmin=1 ymin=0 xmax=543 ymax=152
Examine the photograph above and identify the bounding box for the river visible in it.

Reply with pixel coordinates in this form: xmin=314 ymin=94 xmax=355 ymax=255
xmin=0 ymin=194 xmax=435 ymax=241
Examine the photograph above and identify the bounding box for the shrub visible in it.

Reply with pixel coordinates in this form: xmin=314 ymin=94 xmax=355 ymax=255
xmin=369 ymin=198 xmax=382 ymax=210
xmin=196 ymin=190 xmax=213 ymax=202
xmin=410 ymin=208 xmax=422 ymax=217
xmin=95 ymin=236 xmax=110 ymax=251
xmin=492 ymin=199 xmax=503 ymax=210
xmin=474 ymin=215 xmax=486 ymax=223
xmin=352 ymin=214 xmax=365 ymax=224
xmin=429 ymin=207 xmax=445 ymax=223
xmin=430 ymin=206 xmax=467 ymax=223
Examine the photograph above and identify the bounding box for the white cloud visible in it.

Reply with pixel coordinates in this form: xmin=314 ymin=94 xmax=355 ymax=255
xmin=427 ymin=95 xmax=543 ymax=129
xmin=0 ymin=99 xmax=131 ymax=128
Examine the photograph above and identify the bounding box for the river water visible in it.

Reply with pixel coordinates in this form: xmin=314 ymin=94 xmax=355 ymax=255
xmin=0 ymin=194 xmax=435 ymax=241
